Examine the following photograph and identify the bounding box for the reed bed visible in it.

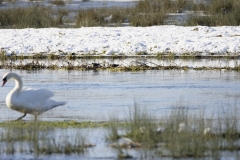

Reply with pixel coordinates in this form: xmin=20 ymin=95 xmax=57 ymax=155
xmin=0 ymin=104 xmax=240 ymax=158
xmin=187 ymin=0 xmax=240 ymax=26
xmin=1 ymin=58 xmax=240 ymax=72
xmin=0 ymin=0 xmax=240 ymax=28
xmin=107 ymin=103 xmax=240 ymax=158
xmin=0 ymin=121 xmax=90 ymax=155
xmin=0 ymin=5 xmax=65 ymax=28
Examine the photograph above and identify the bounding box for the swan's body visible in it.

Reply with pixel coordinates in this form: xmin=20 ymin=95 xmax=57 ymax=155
xmin=2 ymin=72 xmax=66 ymax=120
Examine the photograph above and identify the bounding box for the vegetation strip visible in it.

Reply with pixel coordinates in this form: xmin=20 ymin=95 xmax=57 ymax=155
xmin=0 ymin=0 xmax=240 ymax=28
xmin=1 ymin=59 xmax=240 ymax=71
xmin=2 ymin=54 xmax=240 ymax=59
xmin=0 ymin=120 xmax=126 ymax=128
xmin=106 ymin=104 xmax=240 ymax=158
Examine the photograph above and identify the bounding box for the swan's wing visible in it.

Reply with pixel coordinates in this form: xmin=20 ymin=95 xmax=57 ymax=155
xmin=21 ymin=87 xmax=54 ymax=100
xmin=13 ymin=87 xmax=54 ymax=112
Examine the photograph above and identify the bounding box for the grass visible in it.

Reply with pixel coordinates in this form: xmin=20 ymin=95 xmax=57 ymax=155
xmin=106 ymin=103 xmax=240 ymax=158
xmin=186 ymin=0 xmax=240 ymax=26
xmin=50 ymin=0 xmax=65 ymax=6
xmin=1 ymin=56 xmax=240 ymax=71
xmin=0 ymin=5 xmax=67 ymax=28
xmin=0 ymin=103 xmax=240 ymax=158
xmin=0 ymin=121 xmax=87 ymax=155
xmin=75 ymin=0 xmax=171 ymax=27
xmin=1 ymin=0 xmax=239 ymax=27
xmin=124 ymin=103 xmax=160 ymax=147
xmin=0 ymin=120 xmax=126 ymax=129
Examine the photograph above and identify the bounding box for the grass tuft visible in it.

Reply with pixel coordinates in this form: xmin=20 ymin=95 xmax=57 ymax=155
xmin=107 ymin=102 xmax=240 ymax=158
xmin=0 ymin=121 xmax=88 ymax=155
xmin=0 ymin=5 xmax=66 ymax=28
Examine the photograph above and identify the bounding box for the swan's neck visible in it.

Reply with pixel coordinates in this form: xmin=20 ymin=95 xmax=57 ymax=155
xmin=11 ymin=74 xmax=23 ymax=93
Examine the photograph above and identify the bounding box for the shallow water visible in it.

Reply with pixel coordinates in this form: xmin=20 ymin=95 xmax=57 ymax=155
xmin=0 ymin=127 xmax=177 ymax=160
xmin=0 ymin=63 xmax=240 ymax=159
xmin=0 ymin=64 xmax=240 ymax=121
xmin=0 ymin=0 xmax=137 ymax=10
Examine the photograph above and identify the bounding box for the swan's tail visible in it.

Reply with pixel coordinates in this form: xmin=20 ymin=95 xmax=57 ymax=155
xmin=43 ymin=100 xmax=67 ymax=112
xmin=50 ymin=100 xmax=67 ymax=109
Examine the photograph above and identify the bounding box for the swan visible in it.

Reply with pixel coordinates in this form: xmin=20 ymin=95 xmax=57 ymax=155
xmin=2 ymin=72 xmax=66 ymax=120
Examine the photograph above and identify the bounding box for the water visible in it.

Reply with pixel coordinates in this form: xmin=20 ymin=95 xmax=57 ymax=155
xmin=0 ymin=64 xmax=240 ymax=159
xmin=0 ymin=66 xmax=239 ymax=121
xmin=0 ymin=0 xmax=137 ymax=10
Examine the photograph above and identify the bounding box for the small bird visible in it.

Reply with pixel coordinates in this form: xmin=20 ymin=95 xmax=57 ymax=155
xmin=2 ymin=72 xmax=66 ymax=121
xmin=178 ymin=123 xmax=187 ymax=132
xmin=92 ymin=63 xmax=101 ymax=68
xmin=104 ymin=14 xmax=112 ymax=22
xmin=110 ymin=64 xmax=119 ymax=67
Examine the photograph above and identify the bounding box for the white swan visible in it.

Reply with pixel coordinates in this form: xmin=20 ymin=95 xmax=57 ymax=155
xmin=2 ymin=72 xmax=66 ymax=120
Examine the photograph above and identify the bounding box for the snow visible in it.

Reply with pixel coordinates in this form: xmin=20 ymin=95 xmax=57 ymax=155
xmin=1 ymin=26 xmax=240 ymax=56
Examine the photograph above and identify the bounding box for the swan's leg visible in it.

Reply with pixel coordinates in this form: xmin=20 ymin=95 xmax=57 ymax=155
xmin=16 ymin=113 xmax=27 ymax=121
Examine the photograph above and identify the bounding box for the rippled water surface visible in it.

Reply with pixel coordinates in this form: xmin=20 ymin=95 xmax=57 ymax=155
xmin=0 ymin=66 xmax=240 ymax=159
xmin=0 ymin=0 xmax=137 ymax=10
xmin=0 ymin=67 xmax=240 ymax=121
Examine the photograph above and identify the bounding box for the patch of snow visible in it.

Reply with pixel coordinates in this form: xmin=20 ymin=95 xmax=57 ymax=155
xmin=0 ymin=26 xmax=240 ymax=56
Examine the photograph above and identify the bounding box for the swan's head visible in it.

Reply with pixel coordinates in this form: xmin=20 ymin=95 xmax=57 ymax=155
xmin=2 ymin=72 xmax=11 ymax=87
xmin=2 ymin=72 xmax=22 ymax=90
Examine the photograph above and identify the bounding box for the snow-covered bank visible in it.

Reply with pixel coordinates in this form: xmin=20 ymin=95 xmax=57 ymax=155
xmin=1 ymin=26 xmax=240 ymax=56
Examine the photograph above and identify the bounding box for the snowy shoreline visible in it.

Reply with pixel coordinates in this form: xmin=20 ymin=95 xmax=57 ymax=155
xmin=1 ymin=26 xmax=240 ymax=56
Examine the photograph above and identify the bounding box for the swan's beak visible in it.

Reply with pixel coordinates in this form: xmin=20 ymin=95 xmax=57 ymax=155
xmin=2 ymin=78 xmax=7 ymax=87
